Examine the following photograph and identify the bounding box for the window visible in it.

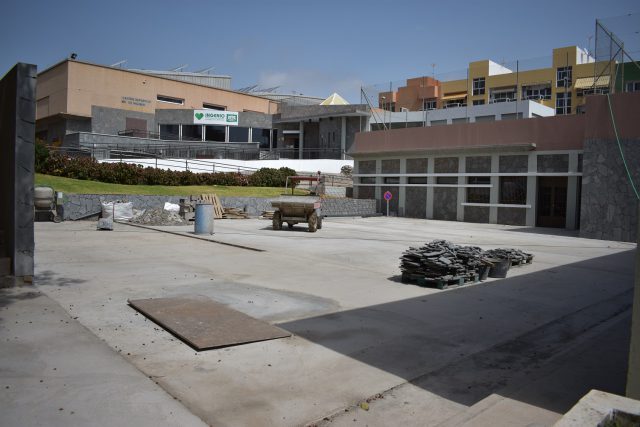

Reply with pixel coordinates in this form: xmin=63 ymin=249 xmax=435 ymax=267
xmin=473 ymin=99 xmax=485 ymax=106
xmin=475 ymin=115 xmax=495 ymax=122
xmin=522 ymin=84 xmax=551 ymax=100
xmin=205 ymin=125 xmax=225 ymax=142
xmin=444 ymin=100 xmax=465 ymax=108
xmin=408 ymin=177 xmax=429 ymax=184
xmin=181 ymin=125 xmax=203 ymax=141
xmin=384 ymin=177 xmax=399 ymax=184
xmin=452 ymin=118 xmax=469 ymax=124
xmin=577 ymin=87 xmax=609 ymax=97
xmin=360 ymin=177 xmax=375 ymax=184
xmin=467 ymin=176 xmax=490 ymax=203
xmin=430 ymin=119 xmax=447 ymax=126
xmin=556 ymin=92 xmax=571 ymax=115
xmin=499 ymin=177 xmax=527 ymax=204
xmin=473 ymin=78 xmax=485 ymax=95
xmin=159 ymin=124 xmax=179 ymax=140
xmin=252 ymin=128 xmax=271 ymax=149
xmin=203 ymin=103 xmax=225 ymax=110
xmin=436 ymin=176 xmax=457 ymax=184
xmin=229 ymin=126 xmax=249 ymax=142
xmin=556 ymin=66 xmax=572 ymax=87
xmin=625 ymin=81 xmax=640 ymax=92
xmin=490 ymin=89 xmax=516 ymax=103
xmin=157 ymin=95 xmax=184 ymax=105
xmin=501 ymin=113 xmax=523 ymax=120
xmin=423 ymin=99 xmax=436 ymax=110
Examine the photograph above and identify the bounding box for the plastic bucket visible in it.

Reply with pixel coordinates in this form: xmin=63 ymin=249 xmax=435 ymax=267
xmin=194 ymin=203 xmax=214 ymax=235
xmin=488 ymin=258 xmax=511 ymax=278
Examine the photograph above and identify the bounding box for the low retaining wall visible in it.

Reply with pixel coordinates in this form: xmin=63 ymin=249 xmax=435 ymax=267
xmin=62 ymin=194 xmax=376 ymax=220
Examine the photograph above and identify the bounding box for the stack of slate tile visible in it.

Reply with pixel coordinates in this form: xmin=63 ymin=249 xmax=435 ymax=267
xmin=400 ymin=240 xmax=484 ymax=289
xmin=399 ymin=240 xmax=532 ymax=289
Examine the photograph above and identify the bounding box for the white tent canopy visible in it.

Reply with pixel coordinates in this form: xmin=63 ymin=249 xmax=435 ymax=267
xmin=320 ymin=92 xmax=349 ymax=105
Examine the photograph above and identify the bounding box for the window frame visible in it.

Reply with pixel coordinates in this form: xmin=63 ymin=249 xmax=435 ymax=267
xmin=472 ymin=77 xmax=486 ymax=96
xmin=156 ymin=95 xmax=184 ymax=105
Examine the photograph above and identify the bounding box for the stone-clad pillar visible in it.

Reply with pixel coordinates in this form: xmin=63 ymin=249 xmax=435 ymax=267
xmin=0 ymin=63 xmax=36 ymax=279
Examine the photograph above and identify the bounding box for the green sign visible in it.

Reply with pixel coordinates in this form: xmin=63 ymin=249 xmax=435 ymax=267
xmin=193 ymin=110 xmax=239 ymax=126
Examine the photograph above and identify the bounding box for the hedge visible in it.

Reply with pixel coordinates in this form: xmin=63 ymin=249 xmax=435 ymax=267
xmin=37 ymin=152 xmax=296 ymax=188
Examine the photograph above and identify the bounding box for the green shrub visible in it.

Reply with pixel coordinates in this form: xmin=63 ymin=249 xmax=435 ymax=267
xmin=37 ymin=152 xmax=290 ymax=188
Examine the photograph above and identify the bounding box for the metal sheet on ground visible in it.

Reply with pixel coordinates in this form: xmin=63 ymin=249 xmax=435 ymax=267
xmin=128 ymin=297 xmax=291 ymax=350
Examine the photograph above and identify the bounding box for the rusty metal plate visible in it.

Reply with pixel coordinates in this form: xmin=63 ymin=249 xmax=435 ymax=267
xmin=128 ymin=297 xmax=291 ymax=350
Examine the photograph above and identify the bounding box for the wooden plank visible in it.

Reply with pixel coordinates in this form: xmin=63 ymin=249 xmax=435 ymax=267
xmin=129 ymin=297 xmax=291 ymax=351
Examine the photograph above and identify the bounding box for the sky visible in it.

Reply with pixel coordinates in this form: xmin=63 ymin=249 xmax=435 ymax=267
xmin=1 ymin=0 xmax=638 ymax=103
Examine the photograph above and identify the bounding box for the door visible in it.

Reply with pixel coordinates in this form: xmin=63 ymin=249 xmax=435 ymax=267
xmin=536 ymin=177 xmax=568 ymax=228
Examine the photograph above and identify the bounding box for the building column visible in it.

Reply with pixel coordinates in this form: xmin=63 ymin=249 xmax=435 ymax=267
xmin=565 ymin=152 xmax=579 ymax=229
xmin=526 ymin=154 xmax=538 ymax=227
xmin=298 ymin=121 xmax=304 ymax=159
xmin=457 ymin=156 xmax=466 ymax=222
xmin=341 ymin=117 xmax=347 ymax=160
xmin=489 ymin=154 xmax=499 ymax=224
xmin=426 ymin=157 xmax=435 ymax=219
xmin=375 ymin=159 xmax=382 ymax=202
xmin=399 ymin=158 xmax=406 ymax=217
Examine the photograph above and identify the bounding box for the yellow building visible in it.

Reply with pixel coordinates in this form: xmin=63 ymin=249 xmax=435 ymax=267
xmin=381 ymin=46 xmax=611 ymax=115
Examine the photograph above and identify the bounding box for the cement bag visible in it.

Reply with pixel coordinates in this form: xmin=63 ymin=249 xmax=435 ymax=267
xmin=101 ymin=201 xmax=134 ymax=221
xmin=164 ymin=202 xmax=180 ymax=212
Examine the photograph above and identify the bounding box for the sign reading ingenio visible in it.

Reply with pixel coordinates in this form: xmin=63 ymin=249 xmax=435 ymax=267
xmin=193 ymin=110 xmax=239 ymax=126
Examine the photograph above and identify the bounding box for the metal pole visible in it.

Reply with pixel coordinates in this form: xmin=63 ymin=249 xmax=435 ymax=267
xmin=386 ymin=199 xmax=389 ymax=217
xmin=515 ymin=60 xmax=519 ymax=118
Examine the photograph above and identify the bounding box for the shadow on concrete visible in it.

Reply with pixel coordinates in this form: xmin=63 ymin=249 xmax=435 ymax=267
xmin=35 ymin=270 xmax=87 ymax=288
xmin=504 ymin=226 xmax=580 ymax=237
xmin=278 ymin=250 xmax=635 ymax=414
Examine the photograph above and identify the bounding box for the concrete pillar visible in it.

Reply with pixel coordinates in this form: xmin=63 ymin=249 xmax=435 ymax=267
xmin=298 ymin=121 xmax=304 ymax=159
xmin=628 ymin=201 xmax=640 ymax=399
xmin=489 ymin=154 xmax=499 ymax=224
xmin=341 ymin=117 xmax=347 ymax=160
xmin=526 ymin=154 xmax=538 ymax=227
xmin=426 ymin=157 xmax=435 ymax=219
xmin=565 ymin=152 xmax=579 ymax=229
xmin=457 ymin=156 xmax=466 ymax=222
xmin=399 ymin=158 xmax=406 ymax=217
xmin=375 ymin=160 xmax=382 ymax=201
xmin=352 ymin=159 xmax=360 ymax=199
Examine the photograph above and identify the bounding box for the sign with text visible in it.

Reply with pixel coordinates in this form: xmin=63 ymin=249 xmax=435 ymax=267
xmin=193 ymin=110 xmax=239 ymax=126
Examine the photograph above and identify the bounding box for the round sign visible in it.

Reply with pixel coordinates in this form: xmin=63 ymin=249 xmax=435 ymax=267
xmin=383 ymin=191 xmax=393 ymax=201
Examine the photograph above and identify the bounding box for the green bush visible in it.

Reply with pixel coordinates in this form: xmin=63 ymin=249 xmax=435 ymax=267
xmin=35 ymin=140 xmax=50 ymax=171
xmin=37 ymin=152 xmax=289 ymax=187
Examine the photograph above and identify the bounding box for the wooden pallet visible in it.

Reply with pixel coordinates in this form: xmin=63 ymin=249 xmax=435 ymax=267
xmin=199 ymin=194 xmax=224 ymax=219
xmin=223 ymin=207 xmax=249 ymax=219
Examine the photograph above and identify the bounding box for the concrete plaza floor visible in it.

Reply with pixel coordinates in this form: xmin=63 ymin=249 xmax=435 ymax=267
xmin=1 ymin=216 xmax=637 ymax=426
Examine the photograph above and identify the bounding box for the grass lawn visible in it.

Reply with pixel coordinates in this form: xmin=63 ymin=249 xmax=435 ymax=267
xmin=35 ymin=174 xmax=308 ymax=197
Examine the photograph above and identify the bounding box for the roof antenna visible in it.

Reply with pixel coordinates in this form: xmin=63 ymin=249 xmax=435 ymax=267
xmin=170 ymin=64 xmax=188 ymax=72
xmin=110 ymin=60 xmax=127 ymax=68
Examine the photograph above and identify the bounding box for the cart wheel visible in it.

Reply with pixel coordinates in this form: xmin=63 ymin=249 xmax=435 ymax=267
xmin=272 ymin=211 xmax=282 ymax=230
xmin=287 ymin=222 xmax=294 ymax=229
xmin=317 ymin=216 xmax=323 ymax=230
xmin=308 ymin=212 xmax=318 ymax=232
xmin=53 ymin=215 xmax=62 ymax=223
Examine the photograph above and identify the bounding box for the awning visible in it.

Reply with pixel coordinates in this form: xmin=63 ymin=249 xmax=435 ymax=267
xmin=574 ymin=75 xmax=610 ymax=89
xmin=441 ymin=92 xmax=467 ymax=100
xmin=490 ymin=87 xmax=516 ymax=94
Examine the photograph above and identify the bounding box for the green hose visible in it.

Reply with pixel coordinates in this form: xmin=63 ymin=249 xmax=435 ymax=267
xmin=606 ymin=93 xmax=640 ymax=200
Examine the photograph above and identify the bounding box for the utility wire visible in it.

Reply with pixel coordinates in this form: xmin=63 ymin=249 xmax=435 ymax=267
xmin=606 ymin=93 xmax=640 ymax=200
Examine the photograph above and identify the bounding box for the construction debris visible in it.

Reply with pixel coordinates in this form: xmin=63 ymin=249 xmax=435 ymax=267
xmin=131 ymin=208 xmax=186 ymax=226
xmin=261 ymin=211 xmax=275 ymax=220
xmin=400 ymin=240 xmax=533 ymax=289
xmin=223 ymin=207 xmax=249 ymax=219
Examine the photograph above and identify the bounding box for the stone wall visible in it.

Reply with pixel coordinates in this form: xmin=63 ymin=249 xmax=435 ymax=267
xmin=499 ymin=155 xmax=528 ymax=173
xmin=537 ymin=154 xmax=569 ymax=173
xmin=62 ymin=195 xmax=377 ymax=220
xmin=497 ymin=207 xmax=527 ymax=226
xmin=580 ymin=138 xmax=640 ymax=242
